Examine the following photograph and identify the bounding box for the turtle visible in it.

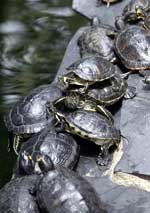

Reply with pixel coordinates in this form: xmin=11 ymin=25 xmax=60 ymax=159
xmin=58 ymin=74 xmax=135 ymax=108
xmin=36 ymin=154 xmax=107 ymax=213
xmin=122 ymin=0 xmax=150 ymax=22
xmin=49 ymin=107 xmax=121 ymax=166
xmin=115 ymin=25 xmax=150 ymax=81
xmin=78 ymin=17 xmax=117 ymax=62
xmin=115 ymin=0 xmax=150 ymax=30
xmin=0 ymin=175 xmax=40 ymax=213
xmin=14 ymin=125 xmax=80 ymax=177
xmin=59 ymin=56 xmax=118 ymax=91
xmin=4 ymin=83 xmax=63 ymax=155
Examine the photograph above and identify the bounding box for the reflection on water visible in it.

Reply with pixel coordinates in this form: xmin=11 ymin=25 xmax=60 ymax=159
xmin=0 ymin=0 xmax=87 ymax=187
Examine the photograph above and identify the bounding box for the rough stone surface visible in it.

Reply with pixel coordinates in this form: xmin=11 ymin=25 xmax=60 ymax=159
xmin=115 ymin=74 xmax=150 ymax=175
xmin=72 ymin=0 xmax=131 ymax=26
xmin=77 ymin=156 xmax=150 ymax=213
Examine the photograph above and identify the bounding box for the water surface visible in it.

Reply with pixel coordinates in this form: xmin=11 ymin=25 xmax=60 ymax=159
xmin=0 ymin=0 xmax=87 ymax=188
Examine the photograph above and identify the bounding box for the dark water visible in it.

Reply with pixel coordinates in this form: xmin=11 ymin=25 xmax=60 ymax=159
xmin=0 ymin=0 xmax=87 ymax=188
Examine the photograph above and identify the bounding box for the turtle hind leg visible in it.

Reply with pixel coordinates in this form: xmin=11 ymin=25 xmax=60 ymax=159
xmin=95 ymin=144 xmax=113 ymax=167
xmin=13 ymin=135 xmax=21 ymax=155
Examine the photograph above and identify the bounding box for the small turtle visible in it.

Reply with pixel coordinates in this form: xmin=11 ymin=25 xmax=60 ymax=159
xmin=59 ymin=56 xmax=117 ymax=91
xmin=50 ymin=107 xmax=121 ymax=165
xmin=78 ymin=17 xmax=116 ymax=62
xmin=122 ymin=0 xmax=150 ymax=22
xmin=14 ymin=126 xmax=79 ymax=177
xmin=0 ymin=175 xmax=40 ymax=213
xmin=4 ymin=83 xmax=63 ymax=154
xmin=115 ymin=25 xmax=150 ymax=81
xmin=36 ymin=154 xmax=107 ymax=213
xmin=115 ymin=0 xmax=150 ymax=29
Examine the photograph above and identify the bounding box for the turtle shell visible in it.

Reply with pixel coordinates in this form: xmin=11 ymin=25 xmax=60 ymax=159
xmin=115 ymin=26 xmax=150 ymax=70
xmin=15 ymin=127 xmax=80 ymax=176
xmin=87 ymin=75 xmax=127 ymax=106
xmin=0 ymin=175 xmax=39 ymax=213
xmin=64 ymin=109 xmax=120 ymax=146
xmin=36 ymin=167 xmax=106 ymax=213
xmin=4 ymin=83 xmax=63 ymax=134
xmin=78 ymin=24 xmax=116 ymax=61
xmin=67 ymin=56 xmax=116 ymax=82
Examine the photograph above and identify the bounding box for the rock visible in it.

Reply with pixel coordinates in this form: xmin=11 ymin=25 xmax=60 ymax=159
xmin=77 ymin=156 xmax=150 ymax=213
xmin=115 ymin=74 xmax=150 ymax=175
xmin=54 ymin=27 xmax=86 ymax=81
xmin=72 ymin=0 xmax=131 ymax=26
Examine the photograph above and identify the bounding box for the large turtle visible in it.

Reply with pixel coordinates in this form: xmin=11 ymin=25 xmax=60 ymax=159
xmin=59 ymin=56 xmax=118 ymax=91
xmin=0 ymin=175 xmax=40 ymax=213
xmin=4 ymin=83 xmax=63 ymax=154
xmin=115 ymin=25 xmax=150 ymax=82
xmin=36 ymin=154 xmax=107 ymax=213
xmin=78 ymin=17 xmax=116 ymax=62
xmin=14 ymin=126 xmax=80 ymax=177
xmin=49 ymin=107 xmax=121 ymax=166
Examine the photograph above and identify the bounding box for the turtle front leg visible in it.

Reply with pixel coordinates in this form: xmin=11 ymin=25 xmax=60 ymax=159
xmin=139 ymin=70 xmax=150 ymax=84
xmin=13 ymin=135 xmax=21 ymax=155
xmin=124 ymin=86 xmax=136 ymax=99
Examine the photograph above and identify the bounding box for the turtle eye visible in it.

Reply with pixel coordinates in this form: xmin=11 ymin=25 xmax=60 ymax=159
xmin=37 ymin=155 xmax=43 ymax=162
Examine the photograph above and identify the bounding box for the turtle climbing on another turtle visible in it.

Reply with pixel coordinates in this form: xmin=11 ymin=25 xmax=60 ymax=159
xmin=59 ymin=56 xmax=119 ymax=92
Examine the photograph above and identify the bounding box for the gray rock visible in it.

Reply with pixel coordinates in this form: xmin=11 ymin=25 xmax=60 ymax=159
xmin=115 ymin=74 xmax=150 ymax=175
xmin=54 ymin=27 xmax=86 ymax=81
xmin=77 ymin=156 xmax=150 ymax=213
xmin=72 ymin=0 xmax=131 ymax=26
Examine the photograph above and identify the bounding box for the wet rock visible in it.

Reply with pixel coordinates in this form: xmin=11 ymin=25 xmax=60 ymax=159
xmin=115 ymin=74 xmax=150 ymax=175
xmin=72 ymin=0 xmax=131 ymax=26
xmin=77 ymin=156 xmax=150 ymax=213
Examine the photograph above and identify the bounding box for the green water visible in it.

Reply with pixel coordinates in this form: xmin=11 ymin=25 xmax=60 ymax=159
xmin=0 ymin=0 xmax=87 ymax=188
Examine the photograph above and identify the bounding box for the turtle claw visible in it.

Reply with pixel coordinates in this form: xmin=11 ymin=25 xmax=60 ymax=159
xmin=124 ymin=86 xmax=136 ymax=99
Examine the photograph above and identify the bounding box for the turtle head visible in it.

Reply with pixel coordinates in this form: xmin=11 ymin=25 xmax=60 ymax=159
xmin=135 ymin=6 xmax=145 ymax=21
xmin=36 ymin=153 xmax=54 ymax=174
xmin=58 ymin=75 xmax=70 ymax=89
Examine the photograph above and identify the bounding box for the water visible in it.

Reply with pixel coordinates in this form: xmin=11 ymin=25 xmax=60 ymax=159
xmin=0 ymin=0 xmax=87 ymax=188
